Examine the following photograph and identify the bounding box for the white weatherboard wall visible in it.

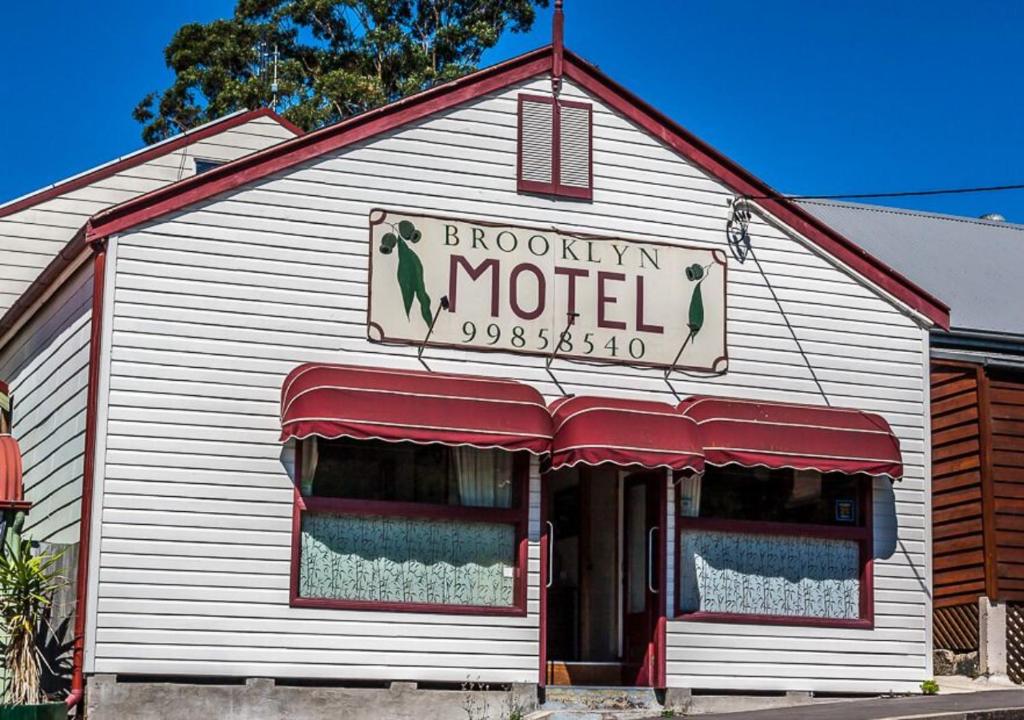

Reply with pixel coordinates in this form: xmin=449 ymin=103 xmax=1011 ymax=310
xmin=0 ymin=263 xmax=92 ymax=544
xmin=0 ymin=114 xmax=296 ymax=316
xmin=90 ymin=75 xmax=931 ymax=692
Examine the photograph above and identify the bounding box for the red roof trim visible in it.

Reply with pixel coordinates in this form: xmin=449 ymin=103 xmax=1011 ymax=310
xmin=85 ymin=48 xmax=552 ymax=242
xmin=0 ymin=226 xmax=89 ymax=341
xmin=0 ymin=108 xmax=301 ymax=222
xmin=72 ymin=44 xmax=945 ymax=330
xmin=560 ymin=51 xmax=948 ymax=329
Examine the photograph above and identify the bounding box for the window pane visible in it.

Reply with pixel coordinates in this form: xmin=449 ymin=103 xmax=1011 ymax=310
xmin=300 ymin=512 xmax=516 ymax=607
xmin=679 ymin=529 xmax=860 ymax=619
xmin=698 ymin=466 xmax=862 ymax=526
xmin=309 ymin=439 xmax=514 ymax=508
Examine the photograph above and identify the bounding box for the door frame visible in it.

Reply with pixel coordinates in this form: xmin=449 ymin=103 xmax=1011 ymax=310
xmin=538 ymin=467 xmax=667 ymax=688
xmin=621 ymin=470 xmax=667 ymax=687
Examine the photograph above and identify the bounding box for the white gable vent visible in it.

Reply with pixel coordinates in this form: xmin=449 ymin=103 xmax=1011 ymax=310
xmin=517 ymin=94 xmax=592 ymax=199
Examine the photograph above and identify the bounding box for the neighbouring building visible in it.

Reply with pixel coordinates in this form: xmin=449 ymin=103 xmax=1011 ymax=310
xmin=800 ymin=200 xmax=1024 ymax=681
xmin=0 ymin=28 xmax=951 ymax=720
xmin=0 ymin=108 xmax=300 ymax=703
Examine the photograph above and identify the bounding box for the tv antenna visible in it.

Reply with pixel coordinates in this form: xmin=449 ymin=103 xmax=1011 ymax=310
xmin=254 ymin=41 xmax=281 ymax=109
xmin=271 ymin=44 xmax=280 ymax=109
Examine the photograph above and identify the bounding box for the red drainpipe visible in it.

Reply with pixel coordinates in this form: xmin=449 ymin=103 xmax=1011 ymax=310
xmin=66 ymin=236 xmax=107 ymax=712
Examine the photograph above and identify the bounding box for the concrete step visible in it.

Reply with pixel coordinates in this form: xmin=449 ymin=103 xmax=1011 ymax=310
xmin=540 ymin=686 xmax=662 ymax=712
xmin=526 ymin=711 xmax=660 ymax=720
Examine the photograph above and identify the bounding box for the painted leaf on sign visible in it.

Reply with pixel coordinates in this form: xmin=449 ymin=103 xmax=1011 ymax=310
xmin=380 ymin=220 xmax=433 ymax=329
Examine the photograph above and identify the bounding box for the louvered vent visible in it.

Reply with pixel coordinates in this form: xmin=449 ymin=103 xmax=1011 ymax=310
xmin=517 ymin=94 xmax=592 ymax=199
xmin=520 ymin=99 xmax=554 ymax=184
xmin=559 ymin=104 xmax=591 ymax=189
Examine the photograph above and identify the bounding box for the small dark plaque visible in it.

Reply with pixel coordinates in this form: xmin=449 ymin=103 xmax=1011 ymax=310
xmin=835 ymin=498 xmax=856 ymax=524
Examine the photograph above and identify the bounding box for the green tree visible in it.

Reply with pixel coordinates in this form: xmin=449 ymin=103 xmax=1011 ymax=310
xmin=134 ymin=0 xmax=549 ymax=144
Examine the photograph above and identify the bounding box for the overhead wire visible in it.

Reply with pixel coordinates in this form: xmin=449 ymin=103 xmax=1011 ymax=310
xmin=743 ymin=182 xmax=1024 ymax=202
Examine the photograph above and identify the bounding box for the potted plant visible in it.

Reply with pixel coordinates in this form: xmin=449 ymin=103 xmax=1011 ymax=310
xmin=0 ymin=536 xmax=66 ymax=720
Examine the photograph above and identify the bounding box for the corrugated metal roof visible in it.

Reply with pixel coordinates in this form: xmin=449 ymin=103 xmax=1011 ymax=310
xmin=797 ymin=199 xmax=1024 ymax=338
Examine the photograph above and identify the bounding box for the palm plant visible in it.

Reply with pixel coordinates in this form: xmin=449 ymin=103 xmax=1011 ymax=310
xmin=0 ymin=537 xmax=64 ymax=706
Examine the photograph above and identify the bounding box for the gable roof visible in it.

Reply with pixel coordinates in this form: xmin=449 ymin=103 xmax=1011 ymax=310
xmin=798 ymin=199 xmax=1024 ymax=338
xmin=0 ymin=108 xmax=302 ymax=222
xmin=2 ymin=45 xmax=949 ymax=344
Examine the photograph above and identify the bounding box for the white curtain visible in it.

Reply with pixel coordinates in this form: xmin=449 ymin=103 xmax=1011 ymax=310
xmin=453 ymin=447 xmax=512 ymax=508
xmin=678 ymin=472 xmax=702 ymax=517
xmin=300 ymin=437 xmax=319 ymax=496
xmin=787 ymin=469 xmax=822 ymax=508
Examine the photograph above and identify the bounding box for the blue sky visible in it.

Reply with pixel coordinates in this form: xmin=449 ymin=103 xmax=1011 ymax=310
xmin=2 ymin=1 xmax=1022 ymax=220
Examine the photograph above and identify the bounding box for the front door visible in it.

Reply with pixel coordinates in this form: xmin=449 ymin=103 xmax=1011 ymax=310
xmin=622 ymin=472 xmax=662 ymax=686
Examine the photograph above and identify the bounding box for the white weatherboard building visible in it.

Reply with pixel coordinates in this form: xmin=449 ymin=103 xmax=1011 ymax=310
xmin=0 ymin=40 xmax=948 ymax=720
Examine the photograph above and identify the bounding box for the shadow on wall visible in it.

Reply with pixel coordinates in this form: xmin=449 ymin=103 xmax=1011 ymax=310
xmin=874 ymin=479 xmax=930 ymax=599
xmin=874 ymin=479 xmax=898 ymax=560
xmin=38 ymin=541 xmax=77 ymax=698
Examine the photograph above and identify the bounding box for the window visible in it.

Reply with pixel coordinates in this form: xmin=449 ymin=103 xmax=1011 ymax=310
xmin=291 ymin=438 xmax=528 ymax=614
xmin=676 ymin=466 xmax=873 ymax=628
xmin=517 ymin=94 xmax=592 ymax=199
xmin=194 ymin=158 xmax=223 ymax=174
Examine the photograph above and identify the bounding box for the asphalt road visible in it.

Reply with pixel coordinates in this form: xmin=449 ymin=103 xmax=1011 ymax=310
xmin=682 ymin=689 xmax=1024 ymax=720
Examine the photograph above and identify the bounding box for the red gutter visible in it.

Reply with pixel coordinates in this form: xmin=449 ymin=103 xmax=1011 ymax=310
xmin=65 ymin=239 xmax=107 ymax=712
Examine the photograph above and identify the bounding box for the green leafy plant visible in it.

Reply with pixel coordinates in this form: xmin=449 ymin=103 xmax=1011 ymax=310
xmin=920 ymin=679 xmax=939 ymax=695
xmin=0 ymin=537 xmax=65 ymax=706
xmin=133 ymin=0 xmax=549 ymax=143
xmin=380 ymin=220 xmax=433 ymax=328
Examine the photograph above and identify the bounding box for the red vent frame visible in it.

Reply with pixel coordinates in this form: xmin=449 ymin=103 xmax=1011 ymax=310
xmin=517 ymin=94 xmax=592 ymax=200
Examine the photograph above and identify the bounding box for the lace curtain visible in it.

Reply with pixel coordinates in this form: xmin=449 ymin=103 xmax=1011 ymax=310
xmin=679 ymin=529 xmax=860 ymax=619
xmin=300 ymin=513 xmax=516 ymax=606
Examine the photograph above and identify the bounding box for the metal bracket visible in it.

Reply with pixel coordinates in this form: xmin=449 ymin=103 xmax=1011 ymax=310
xmin=545 ymin=311 xmax=578 ymax=396
xmin=416 ymin=295 xmax=450 ymax=372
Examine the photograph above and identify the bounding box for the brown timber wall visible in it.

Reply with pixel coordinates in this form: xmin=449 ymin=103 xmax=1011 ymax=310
xmin=989 ymin=369 xmax=1024 ymax=602
xmin=931 ymin=363 xmax=989 ymax=609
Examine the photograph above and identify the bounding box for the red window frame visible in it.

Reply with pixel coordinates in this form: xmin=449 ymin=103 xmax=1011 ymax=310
xmin=517 ymin=94 xmax=593 ymax=200
xmin=674 ymin=472 xmax=874 ymax=630
xmin=289 ymin=440 xmax=530 ymax=617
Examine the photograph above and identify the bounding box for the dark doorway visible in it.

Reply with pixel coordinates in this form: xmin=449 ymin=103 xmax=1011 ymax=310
xmin=542 ymin=467 xmax=663 ymax=686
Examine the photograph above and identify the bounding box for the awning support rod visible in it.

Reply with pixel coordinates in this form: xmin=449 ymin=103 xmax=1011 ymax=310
xmin=416 ymin=295 xmax=450 ymax=372
xmin=545 ymin=311 xmax=578 ymax=396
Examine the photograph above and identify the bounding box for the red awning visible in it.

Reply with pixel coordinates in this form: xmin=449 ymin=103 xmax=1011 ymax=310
xmin=678 ymin=396 xmax=903 ymax=480
xmin=280 ymin=363 xmax=552 ymax=454
xmin=0 ymin=435 xmax=29 ymax=511
xmin=549 ymin=396 xmax=704 ymax=472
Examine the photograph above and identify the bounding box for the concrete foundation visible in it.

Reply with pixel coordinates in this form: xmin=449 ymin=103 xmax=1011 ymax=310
xmin=979 ymin=596 xmax=1009 ymax=680
xmin=86 ymin=675 xmax=539 ymax=720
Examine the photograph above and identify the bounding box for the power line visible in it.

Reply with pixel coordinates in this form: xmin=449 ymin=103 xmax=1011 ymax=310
xmin=744 ymin=182 xmax=1024 ymax=202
